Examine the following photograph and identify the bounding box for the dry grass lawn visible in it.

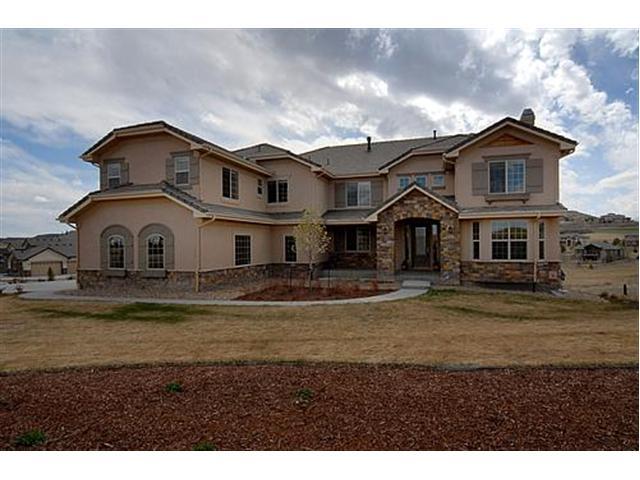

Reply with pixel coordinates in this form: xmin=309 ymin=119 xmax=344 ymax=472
xmin=563 ymin=258 xmax=639 ymax=300
xmin=0 ymin=289 xmax=637 ymax=371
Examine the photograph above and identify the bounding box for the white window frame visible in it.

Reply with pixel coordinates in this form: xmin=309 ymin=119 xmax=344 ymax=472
xmin=146 ymin=234 xmax=166 ymax=270
xmin=223 ymin=167 xmax=239 ymax=200
xmin=283 ymin=235 xmax=297 ymax=263
xmin=345 ymin=227 xmax=371 ymax=253
xmin=257 ymin=178 xmax=263 ymax=197
xmin=472 ymin=222 xmax=480 ymax=260
xmin=174 ymin=156 xmax=190 ymax=186
xmin=107 ymin=234 xmax=125 ymax=270
xmin=234 ymin=234 xmax=252 ymax=266
xmin=431 ymin=173 xmax=445 ymax=188
xmin=107 ymin=162 xmax=121 ymax=188
xmin=398 ymin=175 xmax=411 ymax=191
xmin=267 ymin=179 xmax=288 ymax=204
xmin=346 ymin=181 xmax=371 ymax=208
xmin=538 ymin=221 xmax=545 ymax=261
xmin=488 ymin=159 xmax=526 ymax=194
xmin=491 ymin=220 xmax=528 ymax=261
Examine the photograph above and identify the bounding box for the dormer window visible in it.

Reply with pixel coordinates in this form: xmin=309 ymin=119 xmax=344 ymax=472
xmin=489 ymin=159 xmax=525 ymax=194
xmin=174 ymin=156 xmax=190 ymax=185
xmin=107 ymin=162 xmax=121 ymax=188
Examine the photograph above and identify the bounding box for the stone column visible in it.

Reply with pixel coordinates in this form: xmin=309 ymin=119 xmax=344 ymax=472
xmin=376 ymin=211 xmax=395 ymax=280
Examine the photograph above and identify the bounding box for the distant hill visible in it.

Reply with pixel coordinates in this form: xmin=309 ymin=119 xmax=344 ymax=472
xmin=561 ymin=210 xmax=598 ymax=224
xmin=561 ymin=209 xmax=638 ymax=233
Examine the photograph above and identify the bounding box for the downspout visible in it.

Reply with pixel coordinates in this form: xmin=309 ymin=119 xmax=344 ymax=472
xmin=195 ymin=216 xmax=216 ymax=293
xmin=533 ymin=212 xmax=541 ymax=292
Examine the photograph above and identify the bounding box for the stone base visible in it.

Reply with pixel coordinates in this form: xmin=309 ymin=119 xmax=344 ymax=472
xmin=460 ymin=261 xmax=562 ymax=289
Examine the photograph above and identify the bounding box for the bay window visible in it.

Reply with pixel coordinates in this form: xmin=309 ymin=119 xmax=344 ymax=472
xmin=491 ymin=220 xmax=528 ymax=260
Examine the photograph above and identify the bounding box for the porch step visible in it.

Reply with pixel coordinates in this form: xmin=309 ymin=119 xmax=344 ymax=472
xmin=401 ymin=280 xmax=431 ymax=290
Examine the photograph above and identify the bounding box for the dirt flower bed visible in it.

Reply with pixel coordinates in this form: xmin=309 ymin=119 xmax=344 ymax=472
xmin=0 ymin=363 xmax=636 ymax=450
xmin=237 ymin=285 xmax=394 ymax=301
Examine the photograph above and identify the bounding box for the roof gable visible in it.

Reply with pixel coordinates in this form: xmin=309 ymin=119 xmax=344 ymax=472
xmin=365 ymin=183 xmax=458 ymax=221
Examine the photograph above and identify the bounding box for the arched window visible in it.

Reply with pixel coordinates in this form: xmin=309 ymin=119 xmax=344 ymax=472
xmin=108 ymin=235 xmax=125 ymax=269
xmin=146 ymin=234 xmax=165 ymax=269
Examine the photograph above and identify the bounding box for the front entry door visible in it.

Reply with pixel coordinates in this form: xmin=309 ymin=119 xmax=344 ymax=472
xmin=412 ymin=226 xmax=429 ymax=268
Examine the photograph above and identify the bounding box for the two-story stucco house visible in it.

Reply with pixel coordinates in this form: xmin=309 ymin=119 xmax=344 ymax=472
xmin=59 ymin=108 xmax=577 ymax=291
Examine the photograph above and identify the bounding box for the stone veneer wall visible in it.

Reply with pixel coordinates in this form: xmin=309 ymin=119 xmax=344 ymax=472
xmin=460 ymin=261 xmax=562 ymax=289
xmin=77 ymin=263 xmax=319 ymax=292
xmin=376 ymin=190 xmax=460 ymax=284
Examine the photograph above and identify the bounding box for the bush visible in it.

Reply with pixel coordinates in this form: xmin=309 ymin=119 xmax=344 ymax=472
xmin=295 ymin=387 xmax=315 ymax=406
xmin=47 ymin=267 xmax=55 ymax=281
xmin=165 ymin=381 xmax=183 ymax=393
xmin=14 ymin=429 xmax=46 ymax=447
xmin=193 ymin=440 xmax=217 ymax=451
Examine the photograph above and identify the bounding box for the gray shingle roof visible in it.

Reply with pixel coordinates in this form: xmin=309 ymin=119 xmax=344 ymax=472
xmin=322 ymin=208 xmax=373 ymax=223
xmin=301 ymin=134 xmax=471 ymax=176
xmin=233 ymin=143 xmax=292 ymax=159
xmin=459 ymin=203 xmax=568 ymax=215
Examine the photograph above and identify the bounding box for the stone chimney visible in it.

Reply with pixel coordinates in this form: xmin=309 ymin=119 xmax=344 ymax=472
xmin=520 ymin=108 xmax=535 ymax=126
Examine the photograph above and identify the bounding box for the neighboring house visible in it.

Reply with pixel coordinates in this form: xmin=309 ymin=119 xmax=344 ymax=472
xmin=575 ymin=242 xmax=625 ymax=263
xmin=623 ymin=233 xmax=639 ymax=257
xmin=599 ymin=213 xmax=632 ymax=224
xmin=1 ymin=231 xmax=77 ymax=276
xmin=560 ymin=233 xmax=588 ymax=250
xmin=59 ymin=108 xmax=577 ymax=290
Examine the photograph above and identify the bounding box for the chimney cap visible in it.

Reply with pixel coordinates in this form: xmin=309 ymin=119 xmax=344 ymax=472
xmin=520 ymin=108 xmax=535 ymax=125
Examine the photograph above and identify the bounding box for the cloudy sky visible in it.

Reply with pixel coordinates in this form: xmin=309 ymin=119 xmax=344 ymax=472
xmin=1 ymin=29 xmax=638 ymax=236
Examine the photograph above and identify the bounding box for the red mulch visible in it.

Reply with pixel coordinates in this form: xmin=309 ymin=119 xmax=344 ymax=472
xmin=0 ymin=363 xmax=637 ymax=450
xmin=237 ymin=286 xmax=392 ymax=301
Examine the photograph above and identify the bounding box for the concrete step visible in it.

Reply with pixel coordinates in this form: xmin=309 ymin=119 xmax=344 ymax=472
xmin=401 ymin=279 xmax=431 ymax=289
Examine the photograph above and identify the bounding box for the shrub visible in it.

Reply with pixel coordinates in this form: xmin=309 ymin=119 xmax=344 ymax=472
xmin=193 ymin=440 xmax=217 ymax=451
xmin=47 ymin=267 xmax=55 ymax=281
xmin=295 ymin=387 xmax=314 ymax=405
xmin=14 ymin=429 xmax=46 ymax=447
xmin=165 ymin=381 xmax=183 ymax=393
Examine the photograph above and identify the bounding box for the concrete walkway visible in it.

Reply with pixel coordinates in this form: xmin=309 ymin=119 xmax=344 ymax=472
xmin=19 ymin=285 xmax=428 ymax=306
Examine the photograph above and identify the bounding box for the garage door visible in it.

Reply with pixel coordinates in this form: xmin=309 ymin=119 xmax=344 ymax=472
xmin=31 ymin=261 xmax=63 ymax=277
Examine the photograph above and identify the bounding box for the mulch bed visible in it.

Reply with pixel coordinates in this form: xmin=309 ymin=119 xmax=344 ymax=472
xmin=237 ymin=286 xmax=393 ymax=301
xmin=0 ymin=363 xmax=637 ymax=450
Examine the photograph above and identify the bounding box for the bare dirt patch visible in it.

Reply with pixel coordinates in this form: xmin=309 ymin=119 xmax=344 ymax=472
xmin=0 ymin=363 xmax=636 ymax=450
xmin=237 ymin=285 xmax=393 ymax=301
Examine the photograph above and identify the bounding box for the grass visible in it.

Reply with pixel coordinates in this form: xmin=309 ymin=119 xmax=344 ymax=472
xmin=0 ymin=290 xmax=637 ymax=371
xmin=563 ymin=258 xmax=639 ymax=300
xmin=14 ymin=429 xmax=46 ymax=447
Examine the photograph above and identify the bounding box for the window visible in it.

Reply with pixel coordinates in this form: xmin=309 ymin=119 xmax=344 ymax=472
xmin=257 ymin=178 xmax=263 ymax=197
xmin=491 ymin=220 xmax=528 ymax=260
xmin=147 ymin=234 xmax=165 ymax=269
xmin=415 ymin=175 xmax=427 ymax=188
xmin=284 ymin=235 xmax=297 ymax=262
xmin=235 ymin=235 xmax=251 ymax=266
xmin=223 ymin=167 xmax=239 ymax=199
xmin=345 ymin=227 xmax=370 ymax=252
xmin=107 ymin=162 xmax=121 ymax=188
xmin=472 ymin=222 xmax=480 ymax=260
xmin=108 ymin=235 xmax=125 ymax=269
xmin=431 ymin=174 xmax=445 ymax=188
xmin=346 ymin=181 xmax=371 ymax=207
xmin=489 ymin=159 xmax=525 ymax=194
xmin=398 ymin=176 xmax=410 ymax=191
xmin=538 ymin=221 xmax=545 ymax=260
xmin=174 ymin=156 xmax=190 ymax=185
xmin=267 ymin=179 xmax=288 ymax=203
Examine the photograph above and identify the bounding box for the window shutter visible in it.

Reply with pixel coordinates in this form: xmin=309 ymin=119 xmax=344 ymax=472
xmin=526 ymin=158 xmax=543 ymax=193
xmin=335 ymin=182 xmax=346 ymax=208
xmin=189 ymin=154 xmax=199 ymax=186
xmin=371 ymin=179 xmax=383 ymax=205
xmin=471 ymin=162 xmax=488 ymax=196
xmin=100 ymin=163 xmax=108 ymax=190
xmin=120 ymin=161 xmax=129 ymax=185
xmin=165 ymin=157 xmax=175 ymax=184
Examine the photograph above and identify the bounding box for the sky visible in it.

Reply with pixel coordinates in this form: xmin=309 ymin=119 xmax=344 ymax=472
xmin=1 ymin=28 xmax=638 ymax=236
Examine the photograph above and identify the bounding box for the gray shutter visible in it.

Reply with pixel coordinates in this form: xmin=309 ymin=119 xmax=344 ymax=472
xmin=189 ymin=154 xmax=199 ymax=186
xmin=335 ymin=182 xmax=346 ymax=208
xmin=371 ymin=179 xmax=383 ymax=205
xmin=471 ymin=163 xmax=488 ymax=196
xmin=120 ymin=161 xmax=130 ymax=185
xmin=526 ymin=158 xmax=543 ymax=193
xmin=100 ymin=163 xmax=108 ymax=190
xmin=165 ymin=157 xmax=175 ymax=184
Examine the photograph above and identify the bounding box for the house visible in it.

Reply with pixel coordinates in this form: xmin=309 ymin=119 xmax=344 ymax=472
xmin=623 ymin=233 xmax=639 ymax=257
xmin=598 ymin=213 xmax=632 ymax=224
xmin=1 ymin=231 xmax=77 ymax=276
xmin=575 ymin=242 xmax=625 ymax=263
xmin=59 ymin=108 xmax=577 ymax=291
xmin=560 ymin=233 xmax=588 ymax=250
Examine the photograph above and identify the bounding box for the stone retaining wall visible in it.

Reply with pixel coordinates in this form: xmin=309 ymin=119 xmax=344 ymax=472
xmin=460 ymin=261 xmax=562 ymax=289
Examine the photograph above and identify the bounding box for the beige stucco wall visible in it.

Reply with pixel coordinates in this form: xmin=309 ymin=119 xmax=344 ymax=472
xmin=97 ymin=133 xmax=194 ymax=189
xmin=257 ymin=158 xmax=330 ymax=214
xmin=387 ymin=154 xmax=454 ymax=196
xmin=459 ymin=216 xmax=561 ymax=262
xmin=454 ymin=126 xmax=561 ymax=209
xmin=199 ymin=220 xmax=273 ymax=270
xmin=75 ymin=197 xmax=198 ymax=271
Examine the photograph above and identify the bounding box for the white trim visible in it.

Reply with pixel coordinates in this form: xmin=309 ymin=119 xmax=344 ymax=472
xmin=257 ymin=178 xmax=264 ymax=198
xmin=222 ymin=166 xmax=240 ymax=200
xmin=233 ymin=233 xmax=252 ymax=267
xmin=107 ymin=161 xmax=122 ymax=187
xmin=490 ymin=220 xmax=528 ymax=261
xmin=174 ymin=155 xmax=191 ymax=186
xmin=488 ymin=158 xmax=526 ymax=195
xmin=266 ymin=178 xmax=289 ymax=204
xmin=283 ymin=234 xmax=297 ymax=263
xmin=365 ymin=183 xmax=458 ymax=222
xmin=145 ymin=233 xmax=166 ymax=270
xmin=107 ymin=234 xmax=126 ymax=270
